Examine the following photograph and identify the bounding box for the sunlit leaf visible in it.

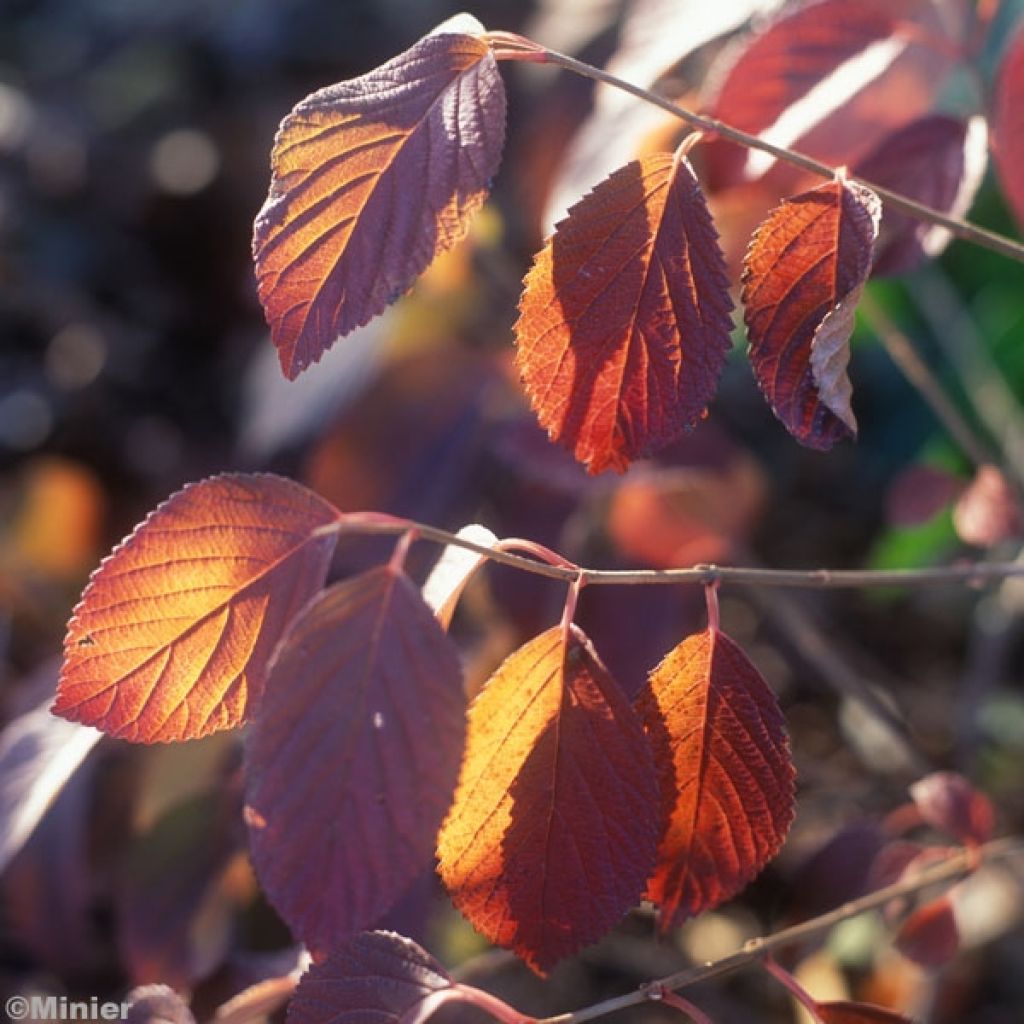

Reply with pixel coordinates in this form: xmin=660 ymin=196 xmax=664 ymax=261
xmin=742 ymin=178 xmax=880 ymax=448
xmin=817 ymin=1001 xmax=913 ymax=1024
xmin=516 ymin=154 xmax=733 ymax=474
xmin=895 ymin=895 xmax=959 ymax=967
xmin=437 ymin=624 xmax=659 ymax=973
xmin=993 ymin=23 xmax=1024 ymax=228
xmin=245 ymin=565 xmax=466 ymax=954
xmin=909 ymin=771 xmax=994 ymax=846
xmin=952 ymin=464 xmax=1022 ymax=548
xmin=253 ymin=14 xmax=506 ymax=378
xmin=637 ymin=628 xmax=795 ymax=928
xmin=53 ymin=474 xmax=340 ymax=743
xmin=422 ymin=522 xmax=499 ymax=628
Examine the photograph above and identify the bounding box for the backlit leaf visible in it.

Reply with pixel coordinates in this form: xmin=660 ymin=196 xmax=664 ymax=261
xmin=993 ymin=24 xmax=1024 ymax=228
xmin=637 ymin=628 xmax=795 ymax=929
xmin=437 ymin=624 xmax=659 ymax=973
xmin=817 ymin=1001 xmax=913 ymax=1024
xmin=422 ymin=522 xmax=499 ymax=628
xmin=516 ymin=154 xmax=733 ymax=474
xmin=742 ymin=178 xmax=880 ymax=448
xmin=245 ymin=566 xmax=466 ymax=954
xmin=253 ymin=14 xmax=506 ymax=378
xmin=895 ymin=895 xmax=959 ymax=967
xmin=53 ymin=474 xmax=340 ymax=743
xmin=287 ymin=932 xmax=453 ymax=1024
xmin=909 ymin=771 xmax=994 ymax=846
xmin=854 ymin=115 xmax=987 ymax=276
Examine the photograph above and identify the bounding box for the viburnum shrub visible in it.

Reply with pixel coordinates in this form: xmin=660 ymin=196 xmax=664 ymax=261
xmin=49 ymin=3 xmax=1024 ymax=1022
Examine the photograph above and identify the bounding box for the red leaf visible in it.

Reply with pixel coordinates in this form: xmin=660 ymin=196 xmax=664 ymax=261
xmin=637 ymin=628 xmax=795 ymax=929
xmin=287 ymin=932 xmax=453 ymax=1024
xmin=437 ymin=624 xmax=659 ymax=973
xmin=253 ymin=14 xmax=506 ymax=379
xmin=854 ymin=115 xmax=987 ymax=276
xmin=895 ymin=895 xmax=959 ymax=967
xmin=742 ymin=178 xmax=880 ymax=448
xmin=245 ymin=565 xmax=466 ymax=954
xmin=993 ymin=24 xmax=1024 ymax=228
xmin=53 ymin=474 xmax=340 ymax=743
xmin=515 ymin=154 xmax=734 ymax=474
xmin=909 ymin=771 xmax=994 ymax=846
xmin=952 ymin=464 xmax=1023 ymax=548
xmin=817 ymin=1000 xmax=913 ymax=1024
xmin=884 ymin=464 xmax=962 ymax=527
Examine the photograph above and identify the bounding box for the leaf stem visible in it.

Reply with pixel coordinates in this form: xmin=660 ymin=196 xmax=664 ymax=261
xmin=704 ymin=581 xmax=721 ymax=632
xmin=494 ymin=40 xmax=1024 ymax=267
xmin=761 ymin=957 xmax=826 ymax=1023
xmin=651 ymin=988 xmax=716 ymax=1024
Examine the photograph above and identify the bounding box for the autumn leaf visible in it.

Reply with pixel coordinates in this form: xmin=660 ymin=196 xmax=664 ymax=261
xmin=437 ymin=624 xmax=659 ymax=973
xmin=53 ymin=474 xmax=340 ymax=743
xmin=895 ymin=895 xmax=959 ymax=968
xmin=253 ymin=14 xmax=506 ymax=379
xmin=287 ymin=932 xmax=454 ymax=1024
xmin=952 ymin=464 xmax=1023 ymax=548
xmin=742 ymin=177 xmax=881 ymax=448
xmin=909 ymin=771 xmax=994 ymax=846
xmin=421 ymin=522 xmax=499 ymax=629
xmin=637 ymin=628 xmax=794 ymax=928
xmin=817 ymin=1001 xmax=913 ymax=1024
xmin=993 ymin=24 xmax=1024 ymax=229
xmin=245 ymin=565 xmax=466 ymax=954
xmin=515 ymin=153 xmax=734 ymax=474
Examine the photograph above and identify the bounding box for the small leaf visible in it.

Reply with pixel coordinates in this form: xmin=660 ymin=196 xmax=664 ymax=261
xmin=895 ymin=895 xmax=959 ymax=967
xmin=909 ymin=771 xmax=994 ymax=846
xmin=516 ymin=154 xmax=734 ymax=474
xmin=245 ymin=565 xmax=466 ymax=954
xmin=816 ymin=1000 xmax=913 ymax=1024
xmin=437 ymin=624 xmax=659 ymax=973
xmin=993 ymin=24 xmax=1024 ymax=228
xmin=124 ymin=986 xmax=196 ymax=1024
xmin=637 ymin=628 xmax=795 ymax=929
xmin=421 ymin=523 xmax=499 ymax=628
xmin=952 ymin=464 xmax=1023 ymax=548
xmin=287 ymin=932 xmax=454 ymax=1024
xmin=854 ymin=115 xmax=987 ymax=276
xmin=253 ymin=14 xmax=506 ymax=378
xmin=53 ymin=474 xmax=340 ymax=743
xmin=743 ymin=178 xmax=880 ymax=448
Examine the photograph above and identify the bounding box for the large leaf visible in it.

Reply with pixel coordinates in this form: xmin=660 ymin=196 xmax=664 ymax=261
xmin=53 ymin=474 xmax=340 ymax=743
xmin=742 ymin=178 xmax=880 ymax=449
xmin=993 ymin=24 xmax=1024 ymax=229
xmin=437 ymin=624 xmax=659 ymax=973
xmin=636 ymin=628 xmax=795 ymax=929
xmin=516 ymin=154 xmax=733 ymax=474
xmin=245 ymin=565 xmax=466 ymax=955
xmin=253 ymin=14 xmax=506 ymax=378
xmin=287 ymin=932 xmax=453 ymax=1024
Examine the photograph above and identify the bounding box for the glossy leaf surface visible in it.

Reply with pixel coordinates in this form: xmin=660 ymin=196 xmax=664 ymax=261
xmin=637 ymin=628 xmax=795 ymax=928
xmin=437 ymin=624 xmax=659 ymax=973
xmin=993 ymin=24 xmax=1024 ymax=228
xmin=253 ymin=14 xmax=506 ymax=378
xmin=54 ymin=474 xmax=339 ymax=743
xmin=516 ymin=154 xmax=733 ymax=473
xmin=245 ymin=566 xmax=466 ymax=954
xmin=743 ymin=178 xmax=880 ymax=448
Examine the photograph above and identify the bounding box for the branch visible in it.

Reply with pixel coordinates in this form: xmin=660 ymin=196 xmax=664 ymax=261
xmin=535 ymin=836 xmax=1024 ymax=1024
xmin=337 ymin=512 xmax=1024 ymax=589
xmin=485 ymin=34 xmax=1024 ymax=267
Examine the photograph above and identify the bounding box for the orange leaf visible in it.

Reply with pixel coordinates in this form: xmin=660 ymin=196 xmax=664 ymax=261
xmin=515 ymin=154 xmax=734 ymax=474
xmin=53 ymin=474 xmax=340 ymax=743
xmin=437 ymin=624 xmax=659 ymax=973
xmin=245 ymin=566 xmax=466 ymax=954
xmin=817 ymin=1001 xmax=913 ymax=1024
xmin=637 ymin=628 xmax=795 ymax=929
xmin=743 ymin=178 xmax=880 ymax=449
xmin=993 ymin=24 xmax=1024 ymax=229
xmin=253 ymin=14 xmax=506 ymax=378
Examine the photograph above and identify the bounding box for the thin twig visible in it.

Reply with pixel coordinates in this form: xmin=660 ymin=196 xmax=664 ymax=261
xmin=535 ymin=837 xmax=1024 ymax=1024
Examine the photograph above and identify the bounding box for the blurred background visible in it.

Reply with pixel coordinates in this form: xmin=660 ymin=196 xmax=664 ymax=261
xmin=1 ymin=1 xmax=1023 ymax=1021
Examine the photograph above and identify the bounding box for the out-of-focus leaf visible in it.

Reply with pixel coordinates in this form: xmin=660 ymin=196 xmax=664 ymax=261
xmin=952 ymin=464 xmax=1023 ymax=547
xmin=421 ymin=523 xmax=499 ymax=628
xmin=909 ymin=771 xmax=995 ymax=846
xmin=894 ymin=895 xmax=959 ymax=967
xmin=743 ymin=178 xmax=881 ymax=448
xmin=213 ymin=950 xmax=310 ymax=1024
xmin=993 ymin=23 xmax=1024 ymax=228
xmin=637 ymin=628 xmax=795 ymax=929
xmin=817 ymin=1001 xmax=913 ymax=1024
xmin=517 ymin=155 xmax=733 ymax=473
xmin=884 ymin=464 xmax=963 ymax=528
xmin=253 ymin=14 xmax=506 ymax=378
xmin=124 ymin=986 xmax=196 ymax=1024
xmin=437 ymin=624 xmax=659 ymax=973
xmin=245 ymin=566 xmax=465 ymax=955
xmin=53 ymin=474 xmax=339 ymax=743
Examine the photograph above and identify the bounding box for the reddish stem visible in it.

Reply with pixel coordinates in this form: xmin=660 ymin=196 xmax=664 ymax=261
xmin=704 ymin=581 xmax=721 ymax=633
xmin=389 ymin=529 xmax=418 ymax=574
xmin=451 ymin=984 xmax=535 ymax=1024
xmin=560 ymin=574 xmax=586 ymax=647
xmin=497 ymin=537 xmax=579 ymax=571
xmin=650 ymin=987 xmax=715 ymax=1024
xmin=761 ymin=957 xmax=825 ymax=1023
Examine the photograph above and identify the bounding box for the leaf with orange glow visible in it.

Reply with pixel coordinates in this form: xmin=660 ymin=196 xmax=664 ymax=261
xmin=637 ymin=628 xmax=794 ymax=929
xmin=817 ymin=1002 xmax=913 ymax=1024
xmin=245 ymin=565 xmax=466 ymax=955
xmin=253 ymin=13 xmax=506 ymax=379
xmin=53 ymin=474 xmax=340 ymax=743
xmin=437 ymin=624 xmax=659 ymax=973
xmin=743 ymin=178 xmax=880 ymax=449
xmin=515 ymin=154 xmax=733 ymax=474
xmin=993 ymin=24 xmax=1024 ymax=229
